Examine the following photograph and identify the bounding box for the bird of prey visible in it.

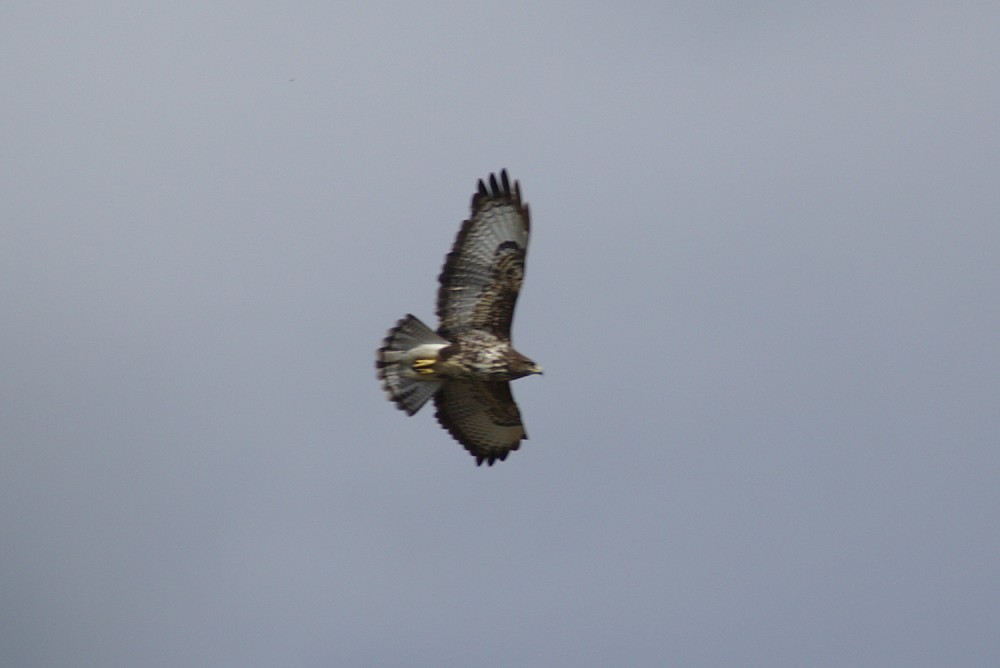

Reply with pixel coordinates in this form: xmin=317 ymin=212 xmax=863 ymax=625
xmin=376 ymin=170 xmax=542 ymax=466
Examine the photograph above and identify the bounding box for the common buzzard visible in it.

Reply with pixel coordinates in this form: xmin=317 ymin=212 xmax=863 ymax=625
xmin=376 ymin=170 xmax=542 ymax=465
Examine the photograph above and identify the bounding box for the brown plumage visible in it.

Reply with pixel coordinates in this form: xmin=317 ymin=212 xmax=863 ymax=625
xmin=376 ymin=170 xmax=542 ymax=465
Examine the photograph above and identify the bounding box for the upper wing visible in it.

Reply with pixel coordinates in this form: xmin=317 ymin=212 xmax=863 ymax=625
xmin=434 ymin=379 xmax=527 ymax=466
xmin=436 ymin=170 xmax=530 ymax=340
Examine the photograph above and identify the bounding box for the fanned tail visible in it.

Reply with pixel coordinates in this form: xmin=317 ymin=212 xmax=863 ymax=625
xmin=376 ymin=314 xmax=448 ymax=415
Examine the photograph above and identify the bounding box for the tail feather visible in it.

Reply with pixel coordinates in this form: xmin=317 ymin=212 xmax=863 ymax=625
xmin=376 ymin=314 xmax=448 ymax=415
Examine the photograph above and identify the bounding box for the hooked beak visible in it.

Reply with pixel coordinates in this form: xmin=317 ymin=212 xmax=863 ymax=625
xmin=532 ymin=364 xmax=544 ymax=375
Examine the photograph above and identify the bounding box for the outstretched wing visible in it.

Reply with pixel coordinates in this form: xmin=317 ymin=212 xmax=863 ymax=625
xmin=434 ymin=380 xmax=527 ymax=466
xmin=437 ymin=170 xmax=530 ymax=340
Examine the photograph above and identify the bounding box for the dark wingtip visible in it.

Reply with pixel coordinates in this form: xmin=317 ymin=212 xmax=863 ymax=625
xmin=474 ymin=452 xmax=508 ymax=467
xmin=472 ymin=169 xmax=521 ymax=207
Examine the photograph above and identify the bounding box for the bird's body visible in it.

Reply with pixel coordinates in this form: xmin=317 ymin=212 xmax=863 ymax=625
xmin=376 ymin=171 xmax=541 ymax=465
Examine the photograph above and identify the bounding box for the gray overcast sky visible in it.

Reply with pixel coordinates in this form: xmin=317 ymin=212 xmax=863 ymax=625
xmin=2 ymin=2 xmax=999 ymax=666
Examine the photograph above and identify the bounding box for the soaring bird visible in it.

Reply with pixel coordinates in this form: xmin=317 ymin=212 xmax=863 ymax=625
xmin=376 ymin=170 xmax=541 ymax=465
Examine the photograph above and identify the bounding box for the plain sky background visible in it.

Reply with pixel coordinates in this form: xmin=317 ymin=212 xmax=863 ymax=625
xmin=2 ymin=2 xmax=999 ymax=666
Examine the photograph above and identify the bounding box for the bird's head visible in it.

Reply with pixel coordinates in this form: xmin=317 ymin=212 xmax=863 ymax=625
xmin=509 ymin=351 xmax=543 ymax=378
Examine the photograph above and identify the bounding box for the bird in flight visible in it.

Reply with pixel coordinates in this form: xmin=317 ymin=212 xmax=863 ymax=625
xmin=377 ymin=170 xmax=542 ymax=465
